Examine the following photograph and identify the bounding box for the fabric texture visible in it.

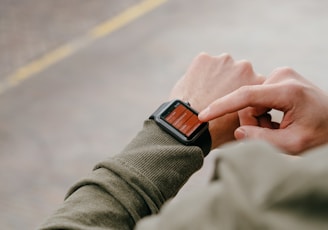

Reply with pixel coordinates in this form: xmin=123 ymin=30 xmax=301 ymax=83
xmin=39 ymin=120 xmax=208 ymax=229
xmin=137 ymin=141 xmax=328 ymax=230
xmin=40 ymin=119 xmax=328 ymax=229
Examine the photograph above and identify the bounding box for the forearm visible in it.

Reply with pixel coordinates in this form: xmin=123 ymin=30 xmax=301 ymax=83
xmin=39 ymin=120 xmax=210 ymax=230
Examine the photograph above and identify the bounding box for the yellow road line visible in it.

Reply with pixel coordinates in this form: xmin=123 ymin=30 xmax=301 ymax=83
xmin=1 ymin=0 xmax=168 ymax=94
xmin=90 ymin=0 xmax=167 ymax=39
xmin=8 ymin=45 xmax=74 ymax=87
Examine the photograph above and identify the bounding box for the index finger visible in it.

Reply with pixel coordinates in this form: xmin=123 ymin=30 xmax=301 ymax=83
xmin=198 ymin=84 xmax=290 ymax=121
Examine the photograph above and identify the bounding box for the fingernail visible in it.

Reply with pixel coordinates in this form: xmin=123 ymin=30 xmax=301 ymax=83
xmin=198 ymin=107 xmax=210 ymax=120
xmin=235 ymin=128 xmax=247 ymax=139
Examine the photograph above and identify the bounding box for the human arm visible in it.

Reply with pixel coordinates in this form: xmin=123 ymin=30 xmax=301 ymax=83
xmin=39 ymin=120 xmax=206 ymax=230
xmin=136 ymin=140 xmax=328 ymax=230
xmin=39 ymin=53 xmax=263 ymax=229
xmin=199 ymin=67 xmax=328 ymax=154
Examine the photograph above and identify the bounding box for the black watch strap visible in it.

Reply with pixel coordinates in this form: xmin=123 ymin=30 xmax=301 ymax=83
xmin=192 ymin=128 xmax=211 ymax=156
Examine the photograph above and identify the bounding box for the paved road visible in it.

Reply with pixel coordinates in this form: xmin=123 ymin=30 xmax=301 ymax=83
xmin=2 ymin=0 xmax=328 ymax=229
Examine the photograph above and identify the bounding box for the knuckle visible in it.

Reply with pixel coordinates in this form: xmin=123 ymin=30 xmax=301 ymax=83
xmin=274 ymin=66 xmax=295 ymax=75
xmin=284 ymin=79 xmax=306 ymax=96
xmin=197 ymin=52 xmax=211 ymax=60
xmin=236 ymin=60 xmax=254 ymax=74
xmin=217 ymin=53 xmax=233 ymax=62
xmin=196 ymin=52 xmax=234 ymax=64
xmin=237 ymin=59 xmax=252 ymax=67
xmin=270 ymin=67 xmax=297 ymax=80
xmin=194 ymin=52 xmax=211 ymax=63
xmin=285 ymin=134 xmax=309 ymax=154
xmin=238 ymin=85 xmax=255 ymax=100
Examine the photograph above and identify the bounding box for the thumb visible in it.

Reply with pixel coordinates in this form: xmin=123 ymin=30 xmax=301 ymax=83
xmin=235 ymin=125 xmax=280 ymax=144
xmin=234 ymin=126 xmax=299 ymax=154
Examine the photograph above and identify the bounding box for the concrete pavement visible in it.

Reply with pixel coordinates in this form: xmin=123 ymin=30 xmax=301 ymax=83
xmin=2 ymin=0 xmax=328 ymax=229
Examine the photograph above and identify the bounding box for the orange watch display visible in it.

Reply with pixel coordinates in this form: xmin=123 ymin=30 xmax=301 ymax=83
xmin=150 ymin=100 xmax=211 ymax=154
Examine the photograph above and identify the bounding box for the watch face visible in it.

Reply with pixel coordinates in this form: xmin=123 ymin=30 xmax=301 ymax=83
xmin=161 ymin=101 xmax=207 ymax=141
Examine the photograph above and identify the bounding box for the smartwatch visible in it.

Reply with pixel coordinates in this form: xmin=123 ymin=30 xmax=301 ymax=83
xmin=149 ymin=99 xmax=211 ymax=155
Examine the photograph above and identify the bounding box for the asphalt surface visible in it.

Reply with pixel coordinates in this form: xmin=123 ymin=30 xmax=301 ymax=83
xmin=2 ymin=0 xmax=328 ymax=229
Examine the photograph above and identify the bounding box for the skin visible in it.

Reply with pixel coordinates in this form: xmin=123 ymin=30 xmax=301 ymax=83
xmin=169 ymin=53 xmax=264 ymax=149
xmin=199 ymin=67 xmax=328 ymax=155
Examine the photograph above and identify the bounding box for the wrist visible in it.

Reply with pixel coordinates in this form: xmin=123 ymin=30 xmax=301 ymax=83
xmin=209 ymin=113 xmax=240 ymax=149
xmin=117 ymin=120 xmax=205 ymax=199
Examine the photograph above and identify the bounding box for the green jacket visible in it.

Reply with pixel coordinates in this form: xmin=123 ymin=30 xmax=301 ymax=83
xmin=40 ymin=120 xmax=328 ymax=229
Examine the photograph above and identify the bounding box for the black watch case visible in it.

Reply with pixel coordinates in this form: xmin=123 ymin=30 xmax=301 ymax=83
xmin=150 ymin=100 xmax=209 ymax=145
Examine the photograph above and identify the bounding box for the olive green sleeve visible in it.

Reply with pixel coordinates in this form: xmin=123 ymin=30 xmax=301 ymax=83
xmin=136 ymin=141 xmax=328 ymax=230
xmin=39 ymin=120 xmax=211 ymax=230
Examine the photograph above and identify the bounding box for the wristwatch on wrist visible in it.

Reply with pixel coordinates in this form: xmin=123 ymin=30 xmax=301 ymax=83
xmin=149 ymin=99 xmax=211 ymax=155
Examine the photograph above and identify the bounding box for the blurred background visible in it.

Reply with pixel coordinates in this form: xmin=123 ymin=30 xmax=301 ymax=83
xmin=1 ymin=0 xmax=328 ymax=229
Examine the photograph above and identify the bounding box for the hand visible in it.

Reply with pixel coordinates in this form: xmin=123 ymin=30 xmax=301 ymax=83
xmin=169 ymin=53 xmax=264 ymax=149
xmin=199 ymin=67 xmax=328 ymax=154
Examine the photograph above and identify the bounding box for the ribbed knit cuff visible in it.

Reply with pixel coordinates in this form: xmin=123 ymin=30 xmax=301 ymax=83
xmin=112 ymin=120 xmax=206 ymax=200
